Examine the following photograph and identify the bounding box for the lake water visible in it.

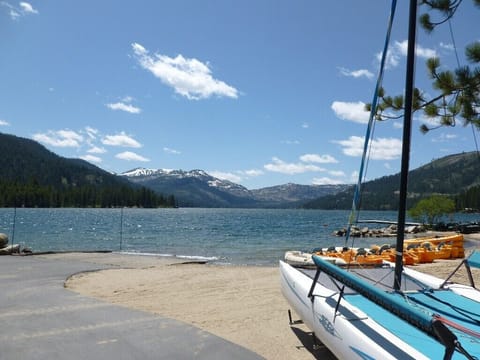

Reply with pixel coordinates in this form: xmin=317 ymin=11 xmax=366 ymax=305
xmin=0 ymin=208 xmax=478 ymax=266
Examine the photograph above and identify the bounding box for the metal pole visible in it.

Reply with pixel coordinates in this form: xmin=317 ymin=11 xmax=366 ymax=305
xmin=394 ymin=0 xmax=418 ymax=291
xmin=119 ymin=207 xmax=124 ymax=251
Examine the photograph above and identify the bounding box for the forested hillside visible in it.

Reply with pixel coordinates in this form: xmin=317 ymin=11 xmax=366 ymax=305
xmin=304 ymin=152 xmax=480 ymax=210
xmin=0 ymin=133 xmax=175 ymax=208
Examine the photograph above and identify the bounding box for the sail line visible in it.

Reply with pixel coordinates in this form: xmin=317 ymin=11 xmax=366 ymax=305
xmin=344 ymin=0 xmax=398 ymax=245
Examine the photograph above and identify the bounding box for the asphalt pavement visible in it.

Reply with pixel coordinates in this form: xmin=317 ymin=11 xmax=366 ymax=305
xmin=0 ymin=254 xmax=264 ymax=360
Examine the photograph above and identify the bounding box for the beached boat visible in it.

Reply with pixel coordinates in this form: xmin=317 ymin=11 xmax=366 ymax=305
xmin=405 ymin=233 xmax=464 ymax=247
xmin=280 ymin=1 xmax=480 ymax=358
xmin=284 ymin=250 xmax=347 ymax=267
xmin=315 ymin=247 xmax=387 ymax=266
xmin=280 ymin=250 xmax=480 ymax=359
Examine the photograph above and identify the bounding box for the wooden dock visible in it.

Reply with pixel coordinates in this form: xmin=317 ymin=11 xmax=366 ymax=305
xmin=357 ymin=219 xmax=422 ymax=226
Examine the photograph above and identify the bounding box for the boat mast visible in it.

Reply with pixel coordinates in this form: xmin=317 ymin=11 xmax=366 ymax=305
xmin=394 ymin=0 xmax=418 ymax=291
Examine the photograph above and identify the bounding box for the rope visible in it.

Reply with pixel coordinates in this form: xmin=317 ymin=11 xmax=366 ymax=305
xmin=447 ymin=14 xmax=480 ymax=155
xmin=434 ymin=314 xmax=480 ymax=340
xmin=344 ymin=0 xmax=397 ymax=246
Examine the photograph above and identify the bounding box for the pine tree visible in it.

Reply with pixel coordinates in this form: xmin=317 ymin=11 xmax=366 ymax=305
xmin=368 ymin=1 xmax=480 ymax=132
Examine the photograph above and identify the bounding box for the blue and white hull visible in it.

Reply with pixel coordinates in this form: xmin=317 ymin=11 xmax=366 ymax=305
xmin=280 ymin=260 xmax=480 ymax=359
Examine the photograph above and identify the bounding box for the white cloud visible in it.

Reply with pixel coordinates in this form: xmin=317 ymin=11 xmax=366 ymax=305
xmin=376 ymin=49 xmax=400 ymax=69
xmin=80 ymin=154 xmax=102 ymax=163
xmin=19 ymin=2 xmax=37 ymax=13
xmin=102 ymin=132 xmax=141 ymax=148
xmin=418 ymin=113 xmax=445 ymax=128
xmin=87 ymin=145 xmax=106 ymax=154
xmin=350 ymin=170 xmax=359 ymax=183
xmin=163 ymin=147 xmax=181 ymax=154
xmin=300 ymin=153 xmax=338 ymax=164
xmin=312 ymin=177 xmax=345 ymax=185
xmin=210 ymin=171 xmax=243 ymax=183
xmin=393 ymin=121 xmax=403 ymax=129
xmin=131 ymin=42 xmax=239 ymax=100
xmin=333 ymin=135 xmax=402 ymax=160
xmin=302 ymin=122 xmax=309 ymax=129
xmin=84 ymin=126 xmax=99 ymax=139
xmin=106 ymin=102 xmax=141 ymax=114
xmin=33 ymin=129 xmax=83 ymax=148
xmin=338 ymin=67 xmax=374 ymax=79
xmin=244 ymin=169 xmax=264 ymax=177
xmin=393 ymin=40 xmax=436 ymax=59
xmin=264 ymin=157 xmax=324 ymax=174
xmin=431 ymin=133 xmax=458 ymax=143
xmin=331 ymin=101 xmax=369 ymax=124
xmin=115 ymin=151 xmax=150 ymax=162
xmin=0 ymin=119 xmax=10 ymax=126
xmin=1 ymin=1 xmax=38 ymax=19
xmin=328 ymin=170 xmax=346 ymax=177
xmin=440 ymin=42 xmax=454 ymax=52
xmin=376 ymin=40 xmax=436 ymax=70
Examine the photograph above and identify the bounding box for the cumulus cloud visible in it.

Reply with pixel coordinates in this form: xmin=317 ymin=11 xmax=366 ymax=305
xmin=1 ymin=1 xmax=38 ymax=20
xmin=19 ymin=1 xmax=36 ymax=13
xmin=102 ymin=132 xmax=141 ymax=148
xmin=264 ymin=157 xmax=324 ymax=174
xmin=80 ymin=154 xmax=102 ymax=163
xmin=299 ymin=153 xmax=338 ymax=164
xmin=0 ymin=119 xmax=10 ymax=126
xmin=85 ymin=126 xmax=99 ymax=139
xmin=209 ymin=168 xmax=264 ymax=184
xmin=131 ymin=42 xmax=239 ymax=100
xmin=394 ymin=40 xmax=437 ymax=59
xmin=331 ymin=101 xmax=369 ymax=124
xmin=115 ymin=151 xmax=149 ymax=162
xmin=106 ymin=102 xmax=141 ymax=114
xmin=87 ymin=145 xmax=106 ymax=154
xmin=378 ymin=48 xmax=401 ymax=69
xmin=33 ymin=129 xmax=83 ymax=148
xmin=333 ymin=135 xmax=402 ymax=160
xmin=244 ymin=169 xmax=264 ymax=177
xmin=376 ymin=40 xmax=437 ymax=69
xmin=338 ymin=67 xmax=374 ymax=79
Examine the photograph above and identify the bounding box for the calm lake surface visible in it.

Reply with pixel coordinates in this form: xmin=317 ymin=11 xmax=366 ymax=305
xmin=0 ymin=208 xmax=478 ymax=266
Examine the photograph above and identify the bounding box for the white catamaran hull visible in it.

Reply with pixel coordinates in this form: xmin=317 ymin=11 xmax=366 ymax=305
xmin=280 ymin=260 xmax=430 ymax=360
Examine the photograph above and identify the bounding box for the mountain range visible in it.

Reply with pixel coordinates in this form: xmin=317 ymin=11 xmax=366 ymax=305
xmin=121 ymin=168 xmax=348 ymax=208
xmin=2 ymin=131 xmax=480 ymax=209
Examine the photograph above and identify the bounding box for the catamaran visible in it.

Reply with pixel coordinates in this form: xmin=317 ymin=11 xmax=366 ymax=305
xmin=280 ymin=1 xmax=480 ymax=359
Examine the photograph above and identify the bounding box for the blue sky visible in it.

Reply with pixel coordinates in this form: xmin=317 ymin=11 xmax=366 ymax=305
xmin=1 ymin=1 xmax=479 ymax=189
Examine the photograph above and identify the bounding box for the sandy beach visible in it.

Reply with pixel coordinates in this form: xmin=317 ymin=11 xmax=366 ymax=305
xmin=64 ymin=245 xmax=480 ymax=360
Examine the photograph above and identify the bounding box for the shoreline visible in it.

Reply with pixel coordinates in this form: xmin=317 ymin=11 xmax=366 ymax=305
xmin=61 ymin=249 xmax=480 ymax=360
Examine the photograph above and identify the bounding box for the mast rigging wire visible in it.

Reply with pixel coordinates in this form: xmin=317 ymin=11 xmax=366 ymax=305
xmin=344 ymin=0 xmax=397 ymax=247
